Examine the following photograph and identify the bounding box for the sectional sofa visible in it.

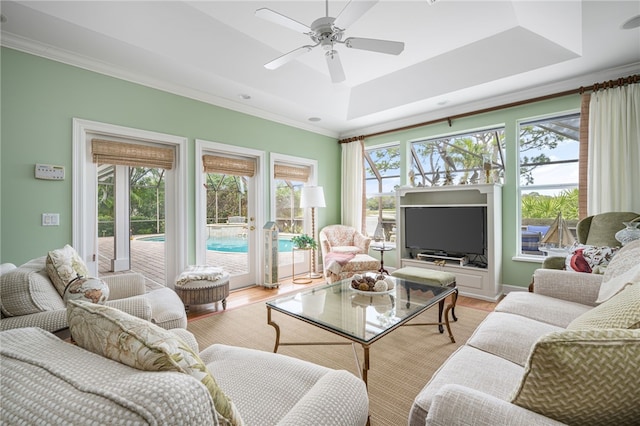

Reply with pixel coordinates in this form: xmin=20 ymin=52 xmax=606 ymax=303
xmin=410 ymin=239 xmax=640 ymax=425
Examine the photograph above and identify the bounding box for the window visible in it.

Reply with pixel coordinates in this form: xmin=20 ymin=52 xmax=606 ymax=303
xmin=364 ymin=144 xmax=400 ymax=240
xmin=410 ymin=128 xmax=506 ymax=187
xmin=273 ymin=164 xmax=310 ymax=234
xmin=518 ymin=113 xmax=580 ymax=256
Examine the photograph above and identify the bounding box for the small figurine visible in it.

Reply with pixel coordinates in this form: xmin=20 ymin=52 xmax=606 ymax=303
xmin=470 ymin=169 xmax=479 ymax=184
xmin=408 ymin=169 xmax=416 ymax=187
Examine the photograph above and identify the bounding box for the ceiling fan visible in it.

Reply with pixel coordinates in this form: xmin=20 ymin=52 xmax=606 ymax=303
xmin=256 ymin=0 xmax=405 ymax=83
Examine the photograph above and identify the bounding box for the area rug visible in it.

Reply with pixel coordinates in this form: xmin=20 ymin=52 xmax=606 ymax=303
xmin=188 ymin=300 xmax=489 ymax=426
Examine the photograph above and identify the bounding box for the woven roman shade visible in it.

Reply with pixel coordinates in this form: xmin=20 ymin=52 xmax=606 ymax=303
xmin=203 ymin=155 xmax=255 ymax=177
xmin=92 ymin=139 xmax=174 ymax=170
xmin=274 ymin=164 xmax=310 ymax=182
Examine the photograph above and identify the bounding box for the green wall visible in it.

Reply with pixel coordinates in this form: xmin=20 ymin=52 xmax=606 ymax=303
xmin=1 ymin=47 xmax=583 ymax=290
xmin=364 ymin=95 xmax=581 ymax=289
xmin=1 ymin=47 xmax=340 ymax=265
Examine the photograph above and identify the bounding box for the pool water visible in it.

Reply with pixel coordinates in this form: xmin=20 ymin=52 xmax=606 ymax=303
xmin=138 ymin=235 xmax=293 ymax=253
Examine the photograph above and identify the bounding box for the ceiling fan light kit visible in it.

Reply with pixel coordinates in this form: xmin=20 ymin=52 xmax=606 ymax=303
xmin=257 ymin=0 xmax=405 ymax=83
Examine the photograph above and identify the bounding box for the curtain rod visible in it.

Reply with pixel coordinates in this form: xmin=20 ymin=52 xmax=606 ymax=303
xmin=338 ymin=74 xmax=640 ymax=144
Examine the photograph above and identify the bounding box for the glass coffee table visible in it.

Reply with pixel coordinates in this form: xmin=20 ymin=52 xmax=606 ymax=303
xmin=266 ymin=274 xmax=457 ymax=386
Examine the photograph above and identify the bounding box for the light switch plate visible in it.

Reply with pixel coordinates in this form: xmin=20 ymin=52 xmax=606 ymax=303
xmin=42 ymin=213 xmax=60 ymax=226
xmin=35 ymin=164 xmax=65 ymax=180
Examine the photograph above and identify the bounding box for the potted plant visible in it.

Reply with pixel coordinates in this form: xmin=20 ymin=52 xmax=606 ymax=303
xmin=291 ymin=234 xmax=317 ymax=250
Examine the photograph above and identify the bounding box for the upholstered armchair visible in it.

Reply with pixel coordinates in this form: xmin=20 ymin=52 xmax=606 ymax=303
xmin=542 ymin=211 xmax=640 ymax=269
xmin=319 ymin=224 xmax=380 ymax=283
xmin=1 ymin=256 xmax=187 ymax=333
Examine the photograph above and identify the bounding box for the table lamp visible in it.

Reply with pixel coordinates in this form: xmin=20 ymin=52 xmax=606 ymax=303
xmin=300 ymin=186 xmax=325 ymax=279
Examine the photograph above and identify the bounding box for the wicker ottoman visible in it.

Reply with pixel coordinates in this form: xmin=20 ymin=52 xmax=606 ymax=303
xmin=175 ymin=266 xmax=229 ymax=311
xmin=391 ymin=266 xmax=458 ymax=333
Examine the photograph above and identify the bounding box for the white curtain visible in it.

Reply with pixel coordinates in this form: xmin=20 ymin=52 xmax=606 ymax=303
xmin=341 ymin=140 xmax=364 ymax=232
xmin=587 ymin=83 xmax=640 ymax=215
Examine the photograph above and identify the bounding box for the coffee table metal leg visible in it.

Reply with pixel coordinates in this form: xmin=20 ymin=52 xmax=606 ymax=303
xmin=267 ymin=306 xmax=281 ymax=353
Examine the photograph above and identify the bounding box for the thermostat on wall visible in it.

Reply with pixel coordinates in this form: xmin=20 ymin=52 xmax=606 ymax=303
xmin=35 ymin=163 xmax=65 ymax=180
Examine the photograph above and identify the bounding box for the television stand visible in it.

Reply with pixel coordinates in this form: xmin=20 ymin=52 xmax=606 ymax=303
xmin=417 ymin=253 xmax=469 ymax=266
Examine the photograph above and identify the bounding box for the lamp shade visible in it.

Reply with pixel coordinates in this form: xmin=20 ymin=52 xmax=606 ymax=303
xmin=300 ymin=186 xmax=326 ymax=208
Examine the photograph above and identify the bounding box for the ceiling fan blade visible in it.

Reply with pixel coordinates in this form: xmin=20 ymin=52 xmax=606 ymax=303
xmin=255 ymin=8 xmax=310 ymax=34
xmin=334 ymin=0 xmax=378 ymax=30
xmin=325 ymin=50 xmax=345 ymax=83
xmin=344 ymin=37 xmax=404 ymax=55
xmin=264 ymin=45 xmax=315 ymax=70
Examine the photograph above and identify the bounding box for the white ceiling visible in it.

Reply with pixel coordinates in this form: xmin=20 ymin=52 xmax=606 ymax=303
xmin=1 ymin=0 xmax=639 ymax=139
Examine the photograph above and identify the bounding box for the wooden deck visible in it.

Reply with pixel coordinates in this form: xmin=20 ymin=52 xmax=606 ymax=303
xmin=98 ymin=236 xmax=297 ymax=287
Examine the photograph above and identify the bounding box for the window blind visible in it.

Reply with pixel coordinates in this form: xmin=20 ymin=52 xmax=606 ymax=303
xmin=92 ymin=139 xmax=174 ymax=170
xmin=274 ymin=164 xmax=310 ymax=182
xmin=202 ymin=155 xmax=256 ymax=177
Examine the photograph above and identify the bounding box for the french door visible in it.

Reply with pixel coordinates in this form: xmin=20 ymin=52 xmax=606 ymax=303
xmin=72 ymin=118 xmax=188 ymax=288
xmin=196 ymin=140 xmax=265 ymax=290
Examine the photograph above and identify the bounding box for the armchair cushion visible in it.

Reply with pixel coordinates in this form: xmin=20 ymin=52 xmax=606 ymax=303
xmin=511 ymin=329 xmax=640 ymax=425
xmin=0 ymin=258 xmax=65 ymax=317
xmin=68 ymin=300 xmax=242 ymax=425
xmin=46 ymin=245 xmax=90 ymax=296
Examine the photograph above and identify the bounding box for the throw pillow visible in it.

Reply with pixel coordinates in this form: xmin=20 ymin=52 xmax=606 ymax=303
xmin=596 ymin=262 xmax=640 ymax=303
xmin=46 ymin=245 xmax=90 ymax=296
xmin=67 ymin=300 xmax=244 ymax=426
xmin=63 ymin=276 xmax=109 ymax=305
xmin=564 ymin=244 xmax=619 ymax=273
xmin=511 ymin=329 xmax=640 ymax=425
xmin=567 ymin=283 xmax=640 ymax=330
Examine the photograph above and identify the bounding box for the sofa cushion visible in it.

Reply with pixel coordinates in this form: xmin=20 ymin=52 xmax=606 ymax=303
xmin=410 ymin=345 xmax=524 ymax=426
xmin=0 ymin=258 xmax=66 ymax=317
xmin=46 ymin=245 xmax=90 ymax=297
xmin=467 ymin=312 xmax=563 ymax=366
xmin=495 ymin=291 xmax=591 ymax=328
xmin=567 ymin=283 xmax=640 ymax=330
xmin=511 ymin=329 xmax=640 ymax=425
xmin=67 ymin=300 xmax=243 ymax=425
xmin=596 ymin=263 xmax=640 ymax=303
xmin=601 ymin=238 xmax=640 ymax=281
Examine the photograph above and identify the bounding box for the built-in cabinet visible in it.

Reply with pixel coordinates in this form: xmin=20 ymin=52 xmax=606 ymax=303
xmin=396 ymin=184 xmax=502 ymax=301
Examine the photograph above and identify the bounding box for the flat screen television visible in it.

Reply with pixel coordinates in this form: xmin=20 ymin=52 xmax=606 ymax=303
xmin=404 ymin=206 xmax=487 ymax=255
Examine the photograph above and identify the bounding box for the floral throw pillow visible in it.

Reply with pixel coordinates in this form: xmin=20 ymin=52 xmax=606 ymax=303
xmin=67 ymin=300 xmax=244 ymax=426
xmin=565 ymin=244 xmax=619 ymax=273
xmin=63 ymin=276 xmax=109 ymax=305
xmin=46 ymin=245 xmax=90 ymax=296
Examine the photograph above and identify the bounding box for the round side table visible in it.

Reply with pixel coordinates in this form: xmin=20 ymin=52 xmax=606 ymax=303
xmin=371 ymin=245 xmax=394 ymax=275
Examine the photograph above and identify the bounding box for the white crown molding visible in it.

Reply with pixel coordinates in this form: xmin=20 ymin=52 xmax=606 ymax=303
xmin=1 ymin=34 xmax=339 ymax=139
xmin=4 ymin=32 xmax=638 ymax=142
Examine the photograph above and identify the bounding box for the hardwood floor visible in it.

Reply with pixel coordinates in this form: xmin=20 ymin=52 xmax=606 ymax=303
xmin=186 ymin=277 xmax=497 ymax=321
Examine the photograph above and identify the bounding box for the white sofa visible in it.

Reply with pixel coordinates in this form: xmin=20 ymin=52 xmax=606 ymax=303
xmin=0 ymin=325 xmax=369 ymax=425
xmin=410 ymin=239 xmax=640 ymax=426
xmin=1 ymin=256 xmax=186 ymax=332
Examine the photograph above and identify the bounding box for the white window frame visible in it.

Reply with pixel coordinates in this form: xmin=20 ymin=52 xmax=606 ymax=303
xmin=514 ymin=110 xmax=580 ymax=261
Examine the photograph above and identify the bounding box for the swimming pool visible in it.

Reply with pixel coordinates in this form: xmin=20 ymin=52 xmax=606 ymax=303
xmin=137 ymin=235 xmax=293 ymax=253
